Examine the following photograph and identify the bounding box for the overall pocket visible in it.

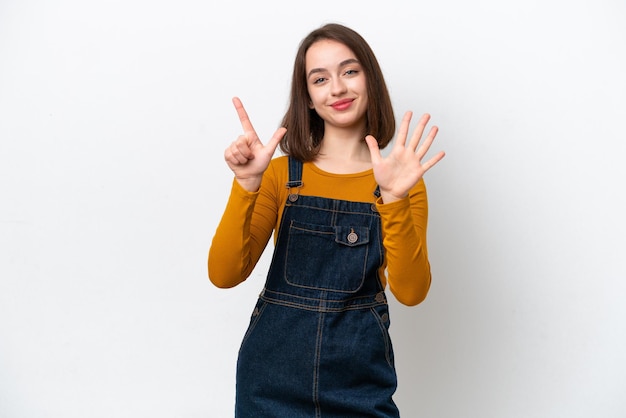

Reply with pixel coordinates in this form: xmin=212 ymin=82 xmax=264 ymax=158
xmin=239 ymin=299 xmax=268 ymax=351
xmin=369 ymin=305 xmax=395 ymax=369
xmin=284 ymin=220 xmax=370 ymax=293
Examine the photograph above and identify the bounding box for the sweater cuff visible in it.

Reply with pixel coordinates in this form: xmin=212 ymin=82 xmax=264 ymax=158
xmin=375 ymin=195 xmax=411 ymax=214
xmin=231 ymin=177 xmax=260 ymax=201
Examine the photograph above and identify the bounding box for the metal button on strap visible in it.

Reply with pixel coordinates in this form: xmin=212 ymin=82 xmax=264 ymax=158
xmin=375 ymin=292 xmax=385 ymax=303
xmin=347 ymin=229 xmax=358 ymax=244
xmin=381 ymin=313 xmax=389 ymax=322
xmin=370 ymin=204 xmax=378 ymax=213
xmin=288 ymin=193 xmax=299 ymax=202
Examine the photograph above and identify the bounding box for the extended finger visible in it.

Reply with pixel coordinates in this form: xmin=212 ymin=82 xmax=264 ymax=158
xmin=395 ymin=111 xmax=413 ymax=147
xmin=408 ymin=113 xmax=431 ymax=151
xmin=264 ymin=127 xmax=287 ymax=155
xmin=364 ymin=135 xmax=383 ymax=164
xmin=421 ymin=150 xmax=446 ymax=173
xmin=415 ymin=125 xmax=439 ymax=159
xmin=232 ymin=97 xmax=257 ymax=136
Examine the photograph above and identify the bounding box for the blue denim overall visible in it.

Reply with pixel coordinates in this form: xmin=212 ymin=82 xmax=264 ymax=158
xmin=235 ymin=157 xmax=400 ymax=417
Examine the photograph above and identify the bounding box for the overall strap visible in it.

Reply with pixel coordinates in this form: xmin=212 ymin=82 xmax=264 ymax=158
xmin=286 ymin=156 xmax=303 ymax=188
xmin=286 ymin=156 xmax=303 ymax=201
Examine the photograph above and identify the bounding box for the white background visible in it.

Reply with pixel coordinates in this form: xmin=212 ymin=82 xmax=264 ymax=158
xmin=1 ymin=0 xmax=625 ymax=417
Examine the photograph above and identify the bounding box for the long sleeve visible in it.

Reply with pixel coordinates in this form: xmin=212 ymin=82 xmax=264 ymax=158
xmin=376 ymin=179 xmax=431 ymax=306
xmin=208 ymin=172 xmax=279 ymax=288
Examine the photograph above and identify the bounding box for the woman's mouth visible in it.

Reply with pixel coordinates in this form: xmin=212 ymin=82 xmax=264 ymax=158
xmin=331 ymin=99 xmax=353 ymax=111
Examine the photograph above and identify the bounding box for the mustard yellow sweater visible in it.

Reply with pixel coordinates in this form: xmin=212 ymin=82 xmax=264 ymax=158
xmin=208 ymin=156 xmax=432 ymax=306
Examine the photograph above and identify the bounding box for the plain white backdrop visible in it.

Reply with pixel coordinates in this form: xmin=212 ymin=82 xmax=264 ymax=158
xmin=1 ymin=0 xmax=625 ymax=417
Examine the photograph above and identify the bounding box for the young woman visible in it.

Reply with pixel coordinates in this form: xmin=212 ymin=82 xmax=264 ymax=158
xmin=209 ymin=23 xmax=445 ymax=417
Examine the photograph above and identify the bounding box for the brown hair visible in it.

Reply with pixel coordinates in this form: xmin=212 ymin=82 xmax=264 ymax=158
xmin=279 ymin=23 xmax=395 ymax=162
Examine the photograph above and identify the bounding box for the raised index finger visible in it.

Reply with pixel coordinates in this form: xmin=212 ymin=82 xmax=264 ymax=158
xmin=232 ymin=96 xmax=257 ymax=135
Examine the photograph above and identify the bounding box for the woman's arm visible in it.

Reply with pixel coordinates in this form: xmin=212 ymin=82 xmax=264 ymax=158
xmin=377 ymin=179 xmax=431 ymax=306
xmin=208 ymin=170 xmax=279 ymax=288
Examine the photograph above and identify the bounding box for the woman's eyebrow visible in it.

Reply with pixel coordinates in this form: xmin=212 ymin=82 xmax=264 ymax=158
xmin=307 ymin=59 xmax=360 ymax=78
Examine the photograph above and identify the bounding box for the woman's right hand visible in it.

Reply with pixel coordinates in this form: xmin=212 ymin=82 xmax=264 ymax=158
xmin=224 ymin=97 xmax=287 ymax=192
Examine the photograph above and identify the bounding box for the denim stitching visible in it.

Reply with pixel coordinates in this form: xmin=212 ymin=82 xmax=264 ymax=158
xmin=313 ymin=309 xmax=324 ymax=417
xmin=370 ymin=307 xmax=393 ymax=368
xmin=239 ymin=300 xmax=267 ymax=350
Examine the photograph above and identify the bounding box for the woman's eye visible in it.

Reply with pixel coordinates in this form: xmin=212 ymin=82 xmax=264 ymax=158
xmin=313 ymin=77 xmax=326 ymax=84
xmin=344 ymin=69 xmax=358 ymax=76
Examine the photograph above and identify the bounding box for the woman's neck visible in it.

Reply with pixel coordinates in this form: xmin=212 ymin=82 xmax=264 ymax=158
xmin=314 ymin=132 xmax=372 ymax=174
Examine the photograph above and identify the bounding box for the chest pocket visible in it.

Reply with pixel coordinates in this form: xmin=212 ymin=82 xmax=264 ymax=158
xmin=284 ymin=220 xmax=370 ymax=293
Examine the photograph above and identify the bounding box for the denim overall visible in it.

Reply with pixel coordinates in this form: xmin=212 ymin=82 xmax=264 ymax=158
xmin=235 ymin=157 xmax=400 ymax=417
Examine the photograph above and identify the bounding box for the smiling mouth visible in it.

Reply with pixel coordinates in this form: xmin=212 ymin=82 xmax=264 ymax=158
xmin=331 ymin=99 xmax=353 ymax=110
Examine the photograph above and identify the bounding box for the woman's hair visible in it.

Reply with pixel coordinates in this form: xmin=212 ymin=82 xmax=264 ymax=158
xmin=279 ymin=23 xmax=395 ymax=162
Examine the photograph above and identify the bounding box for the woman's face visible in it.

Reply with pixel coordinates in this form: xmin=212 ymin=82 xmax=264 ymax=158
xmin=305 ymin=39 xmax=368 ymax=132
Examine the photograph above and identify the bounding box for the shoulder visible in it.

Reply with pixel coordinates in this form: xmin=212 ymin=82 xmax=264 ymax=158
xmin=266 ymin=155 xmax=289 ymax=181
xmin=268 ymin=155 xmax=289 ymax=171
xmin=260 ymin=155 xmax=290 ymax=194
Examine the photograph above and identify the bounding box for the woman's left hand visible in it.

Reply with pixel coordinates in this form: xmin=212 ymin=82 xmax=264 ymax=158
xmin=365 ymin=111 xmax=445 ymax=204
